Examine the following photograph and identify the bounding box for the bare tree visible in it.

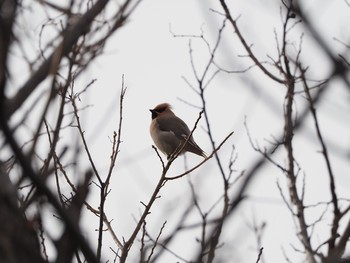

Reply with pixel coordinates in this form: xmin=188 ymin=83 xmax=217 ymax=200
xmin=1 ymin=0 xmax=349 ymax=262
xmin=196 ymin=0 xmax=350 ymax=262
xmin=0 ymin=0 xmax=142 ymax=262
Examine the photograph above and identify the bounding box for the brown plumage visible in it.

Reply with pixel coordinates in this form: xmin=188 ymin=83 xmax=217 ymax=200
xmin=149 ymin=103 xmax=206 ymax=159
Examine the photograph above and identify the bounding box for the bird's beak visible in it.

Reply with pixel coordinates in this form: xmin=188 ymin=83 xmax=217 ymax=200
xmin=149 ymin=109 xmax=157 ymax=119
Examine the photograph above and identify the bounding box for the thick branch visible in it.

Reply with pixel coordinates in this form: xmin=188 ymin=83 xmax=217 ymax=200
xmin=4 ymin=0 xmax=113 ymax=118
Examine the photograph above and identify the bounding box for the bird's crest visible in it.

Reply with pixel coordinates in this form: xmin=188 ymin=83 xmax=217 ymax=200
xmin=153 ymin=103 xmax=172 ymax=113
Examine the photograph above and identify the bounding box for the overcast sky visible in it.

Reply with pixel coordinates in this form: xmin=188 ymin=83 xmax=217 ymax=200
xmin=71 ymin=0 xmax=350 ymax=262
xmin=7 ymin=0 xmax=350 ymax=262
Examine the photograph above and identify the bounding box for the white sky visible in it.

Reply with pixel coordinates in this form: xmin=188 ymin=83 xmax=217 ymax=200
xmin=5 ymin=0 xmax=350 ymax=262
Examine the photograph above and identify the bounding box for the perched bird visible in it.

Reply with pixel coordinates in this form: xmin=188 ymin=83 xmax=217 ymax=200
xmin=149 ymin=103 xmax=206 ymax=159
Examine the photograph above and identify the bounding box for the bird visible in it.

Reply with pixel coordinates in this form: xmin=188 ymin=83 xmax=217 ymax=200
xmin=149 ymin=103 xmax=206 ymax=159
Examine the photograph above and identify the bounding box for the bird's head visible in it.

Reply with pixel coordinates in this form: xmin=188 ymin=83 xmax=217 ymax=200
xmin=149 ymin=103 xmax=173 ymax=119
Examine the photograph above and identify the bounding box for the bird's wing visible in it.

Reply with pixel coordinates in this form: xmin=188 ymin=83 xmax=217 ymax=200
xmin=157 ymin=115 xmax=205 ymax=157
xmin=156 ymin=115 xmax=191 ymax=140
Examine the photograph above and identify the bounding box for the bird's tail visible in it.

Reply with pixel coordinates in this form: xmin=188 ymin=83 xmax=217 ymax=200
xmin=185 ymin=140 xmax=207 ymax=158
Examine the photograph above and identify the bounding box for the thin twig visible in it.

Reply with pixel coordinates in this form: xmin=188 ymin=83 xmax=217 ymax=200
xmin=165 ymin=131 xmax=233 ymax=180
